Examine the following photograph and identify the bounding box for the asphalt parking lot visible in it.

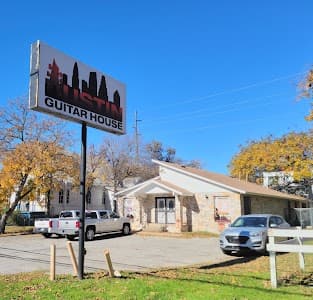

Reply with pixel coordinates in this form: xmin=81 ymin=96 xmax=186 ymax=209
xmin=0 ymin=233 xmax=231 ymax=275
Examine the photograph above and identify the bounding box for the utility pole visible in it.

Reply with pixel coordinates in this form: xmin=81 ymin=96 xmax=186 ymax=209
xmin=134 ymin=111 xmax=142 ymax=162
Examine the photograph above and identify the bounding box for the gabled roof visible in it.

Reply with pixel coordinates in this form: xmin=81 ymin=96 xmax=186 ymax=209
xmin=152 ymin=160 xmax=306 ymax=201
xmin=149 ymin=178 xmax=193 ymax=196
xmin=116 ymin=176 xmax=193 ymax=197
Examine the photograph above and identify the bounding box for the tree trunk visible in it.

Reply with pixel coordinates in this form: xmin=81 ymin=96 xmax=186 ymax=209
xmin=0 ymin=213 xmax=8 ymax=234
xmin=0 ymin=175 xmax=29 ymax=234
xmin=0 ymin=203 xmax=17 ymax=234
xmin=47 ymin=190 xmax=51 ymax=216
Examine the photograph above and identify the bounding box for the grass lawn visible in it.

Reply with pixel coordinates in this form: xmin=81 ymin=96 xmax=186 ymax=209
xmin=0 ymin=252 xmax=313 ymax=299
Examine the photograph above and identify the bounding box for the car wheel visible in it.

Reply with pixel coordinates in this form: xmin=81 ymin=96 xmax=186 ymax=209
xmin=259 ymin=248 xmax=268 ymax=256
xmin=42 ymin=233 xmax=52 ymax=238
xmin=122 ymin=224 xmax=131 ymax=235
xmin=221 ymin=249 xmax=233 ymax=256
xmin=85 ymin=227 xmax=95 ymax=241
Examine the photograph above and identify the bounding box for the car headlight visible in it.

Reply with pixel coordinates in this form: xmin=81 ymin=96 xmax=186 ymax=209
xmin=250 ymin=232 xmax=262 ymax=238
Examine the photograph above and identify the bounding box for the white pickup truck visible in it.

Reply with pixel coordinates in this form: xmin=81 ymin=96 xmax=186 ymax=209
xmin=34 ymin=210 xmax=80 ymax=238
xmin=58 ymin=210 xmax=131 ymax=241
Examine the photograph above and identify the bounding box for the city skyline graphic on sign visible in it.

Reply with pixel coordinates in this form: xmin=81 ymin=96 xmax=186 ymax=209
xmin=45 ymin=59 xmax=123 ymax=121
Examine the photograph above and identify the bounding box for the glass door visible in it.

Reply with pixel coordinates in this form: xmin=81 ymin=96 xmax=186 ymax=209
xmin=156 ymin=197 xmax=175 ymax=224
xmin=156 ymin=198 xmax=166 ymax=224
xmin=166 ymin=198 xmax=175 ymax=224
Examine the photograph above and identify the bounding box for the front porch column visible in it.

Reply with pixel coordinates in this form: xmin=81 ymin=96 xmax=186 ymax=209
xmin=175 ymin=194 xmax=182 ymax=232
xmin=138 ymin=196 xmax=146 ymax=229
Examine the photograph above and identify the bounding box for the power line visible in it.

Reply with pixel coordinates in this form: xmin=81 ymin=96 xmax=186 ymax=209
xmin=143 ymin=92 xmax=291 ymax=126
xmin=133 ymin=70 xmax=308 ymax=137
xmin=146 ymin=71 xmax=305 ymax=111
xmin=151 ymin=111 xmax=308 ymax=136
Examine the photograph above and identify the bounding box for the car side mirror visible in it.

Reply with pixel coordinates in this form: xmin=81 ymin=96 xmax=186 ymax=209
xmin=270 ymin=223 xmax=277 ymax=228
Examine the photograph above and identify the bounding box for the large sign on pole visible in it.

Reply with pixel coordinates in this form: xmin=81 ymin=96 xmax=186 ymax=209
xmin=29 ymin=40 xmax=126 ymax=135
xmin=29 ymin=41 xmax=126 ymax=280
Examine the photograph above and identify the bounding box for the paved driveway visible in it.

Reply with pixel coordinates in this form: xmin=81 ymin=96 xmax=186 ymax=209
xmin=0 ymin=233 xmax=230 ymax=275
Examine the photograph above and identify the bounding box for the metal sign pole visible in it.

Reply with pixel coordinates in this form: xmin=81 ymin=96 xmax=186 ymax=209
xmin=78 ymin=122 xmax=87 ymax=280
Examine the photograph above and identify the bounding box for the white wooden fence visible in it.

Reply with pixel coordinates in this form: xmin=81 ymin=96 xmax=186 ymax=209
xmin=266 ymin=228 xmax=313 ymax=288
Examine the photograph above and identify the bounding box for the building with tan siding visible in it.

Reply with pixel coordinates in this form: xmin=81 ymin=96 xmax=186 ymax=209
xmin=116 ymin=160 xmax=307 ymax=233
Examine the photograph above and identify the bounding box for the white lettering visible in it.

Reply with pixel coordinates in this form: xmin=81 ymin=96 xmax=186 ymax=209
xmin=44 ymin=97 xmax=123 ymax=132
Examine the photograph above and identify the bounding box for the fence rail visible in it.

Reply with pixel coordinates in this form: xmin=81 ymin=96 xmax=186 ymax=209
xmin=266 ymin=227 xmax=313 ymax=288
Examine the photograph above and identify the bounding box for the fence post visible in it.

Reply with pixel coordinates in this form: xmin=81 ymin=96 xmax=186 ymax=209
xmin=296 ymin=229 xmax=305 ymax=270
xmin=50 ymin=244 xmax=56 ymax=281
xmin=104 ymin=249 xmax=114 ymax=278
xmin=67 ymin=241 xmax=78 ymax=276
xmin=268 ymin=235 xmax=277 ymax=288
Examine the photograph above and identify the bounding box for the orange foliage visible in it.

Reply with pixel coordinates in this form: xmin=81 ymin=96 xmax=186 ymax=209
xmin=229 ymin=132 xmax=313 ymax=183
xmin=0 ymin=141 xmax=79 ymax=208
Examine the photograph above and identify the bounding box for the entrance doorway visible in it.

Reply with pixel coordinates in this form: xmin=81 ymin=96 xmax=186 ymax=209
xmin=243 ymin=196 xmax=251 ymax=215
xmin=155 ymin=197 xmax=175 ymax=224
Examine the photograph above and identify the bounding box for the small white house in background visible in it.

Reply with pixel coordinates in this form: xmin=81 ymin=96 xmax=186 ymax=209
xmin=263 ymin=171 xmax=294 ymax=187
xmin=116 ymin=160 xmax=307 ymax=233
xmin=49 ymin=180 xmax=115 ymax=216
xmin=14 ymin=180 xmax=115 ymax=217
xmin=15 ymin=195 xmax=46 ymax=212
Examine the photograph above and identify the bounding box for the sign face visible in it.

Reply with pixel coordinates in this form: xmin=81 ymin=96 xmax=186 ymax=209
xmin=29 ymin=41 xmax=126 ymax=134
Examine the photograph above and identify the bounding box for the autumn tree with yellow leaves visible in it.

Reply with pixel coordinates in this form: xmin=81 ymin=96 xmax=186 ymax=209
xmin=0 ymin=98 xmax=78 ymax=233
xmin=229 ymin=132 xmax=313 ymax=185
xmin=229 ymin=68 xmax=313 ymax=189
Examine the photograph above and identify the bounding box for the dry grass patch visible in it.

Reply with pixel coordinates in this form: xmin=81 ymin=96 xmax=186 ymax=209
xmin=0 ymin=226 xmax=33 ymax=235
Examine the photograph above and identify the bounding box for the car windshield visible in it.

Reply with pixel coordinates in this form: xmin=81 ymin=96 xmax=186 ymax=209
xmin=231 ymin=216 xmax=267 ymax=227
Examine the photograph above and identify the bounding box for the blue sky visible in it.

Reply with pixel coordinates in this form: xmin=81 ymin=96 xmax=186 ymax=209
xmin=1 ymin=0 xmax=313 ymax=174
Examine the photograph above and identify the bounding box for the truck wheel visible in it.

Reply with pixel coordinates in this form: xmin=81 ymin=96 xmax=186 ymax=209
xmin=42 ymin=233 xmax=52 ymax=238
xmin=66 ymin=235 xmax=76 ymax=241
xmin=86 ymin=227 xmax=95 ymax=241
xmin=122 ymin=224 xmax=131 ymax=235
